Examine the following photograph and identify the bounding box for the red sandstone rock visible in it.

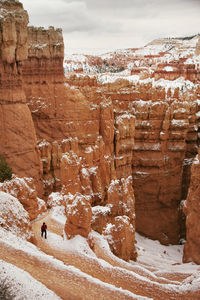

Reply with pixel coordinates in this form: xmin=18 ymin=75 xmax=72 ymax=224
xmin=0 ymin=176 xmax=46 ymax=220
xmin=101 ymin=79 xmax=199 ymax=245
xmin=0 ymin=190 xmax=32 ymax=240
xmin=64 ymin=193 xmax=92 ymax=238
xmin=2 ymin=0 xmax=200 ymax=265
xmin=103 ymin=216 xmax=137 ymax=261
xmin=183 ymin=150 xmax=200 ymax=264
xmin=195 ymin=36 xmax=200 ymax=56
xmin=0 ymin=0 xmax=43 ymax=195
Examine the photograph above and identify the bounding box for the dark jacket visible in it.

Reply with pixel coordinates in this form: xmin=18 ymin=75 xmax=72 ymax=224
xmin=41 ymin=224 xmax=47 ymax=231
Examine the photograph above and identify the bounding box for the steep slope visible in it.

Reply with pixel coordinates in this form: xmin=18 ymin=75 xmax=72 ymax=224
xmin=183 ymin=148 xmax=200 ymax=264
xmin=66 ymin=73 xmax=200 ymax=245
xmin=21 ymin=23 xmax=137 ymax=260
xmin=64 ymin=34 xmax=200 ymax=246
xmin=2 ymin=209 xmax=200 ymax=300
xmin=0 ymin=0 xmax=42 ymax=193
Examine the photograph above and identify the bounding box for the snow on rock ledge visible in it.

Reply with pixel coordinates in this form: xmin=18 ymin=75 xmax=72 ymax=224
xmin=183 ymin=150 xmax=200 ymax=264
xmin=103 ymin=216 xmax=137 ymax=261
xmin=0 ymin=176 xmax=47 ymax=221
xmin=64 ymin=193 xmax=92 ymax=238
xmin=0 ymin=260 xmax=61 ymax=300
xmin=0 ymin=191 xmax=32 ymax=240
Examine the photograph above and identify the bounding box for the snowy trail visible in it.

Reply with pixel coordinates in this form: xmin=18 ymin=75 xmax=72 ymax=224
xmin=30 ymin=210 xmax=200 ymax=300
xmin=0 ymin=236 xmax=140 ymax=300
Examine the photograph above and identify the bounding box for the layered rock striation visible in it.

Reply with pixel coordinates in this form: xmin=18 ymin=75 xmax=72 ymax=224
xmin=65 ymin=73 xmax=200 ymax=245
xmin=0 ymin=175 xmax=46 ymax=220
xmin=183 ymin=149 xmax=200 ymax=264
xmin=21 ymin=23 xmax=137 ymax=260
xmin=2 ymin=0 xmax=200 ymax=263
xmin=0 ymin=0 xmax=42 ymax=193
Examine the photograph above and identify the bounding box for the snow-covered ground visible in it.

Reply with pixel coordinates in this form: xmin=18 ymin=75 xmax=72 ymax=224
xmin=64 ymin=34 xmax=200 ymax=78
xmin=97 ymin=73 xmax=195 ymax=93
xmin=49 ymin=207 xmax=200 ymax=275
xmin=0 ymin=260 xmax=61 ymax=300
xmin=0 ymin=204 xmax=200 ymax=299
xmin=135 ymin=233 xmax=199 ymax=274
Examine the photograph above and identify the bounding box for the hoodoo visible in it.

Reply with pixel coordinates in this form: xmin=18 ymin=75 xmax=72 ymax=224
xmin=0 ymin=0 xmax=42 ymax=193
xmin=1 ymin=0 xmax=200 ymax=298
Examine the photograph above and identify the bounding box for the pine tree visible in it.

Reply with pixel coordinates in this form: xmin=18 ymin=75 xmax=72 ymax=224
xmin=0 ymin=155 xmax=12 ymax=182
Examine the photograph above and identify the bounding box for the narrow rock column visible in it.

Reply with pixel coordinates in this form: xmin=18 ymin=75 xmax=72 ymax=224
xmin=0 ymin=0 xmax=43 ymax=194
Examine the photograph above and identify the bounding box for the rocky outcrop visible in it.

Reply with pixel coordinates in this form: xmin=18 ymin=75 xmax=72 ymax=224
xmin=23 ymin=27 xmax=103 ymax=195
xmin=96 ymin=78 xmax=199 ymax=245
xmin=64 ymin=193 xmax=92 ymax=238
xmin=0 ymin=176 xmax=46 ymax=220
xmin=0 ymin=0 xmax=43 ymax=193
xmin=20 ymin=22 xmax=137 ymax=260
xmin=154 ymin=63 xmax=198 ymax=82
xmin=0 ymin=191 xmax=32 ymax=239
xmin=183 ymin=150 xmax=200 ymax=264
xmin=103 ymin=216 xmax=137 ymax=261
xmin=195 ymin=36 xmax=200 ymax=56
xmin=133 ymin=87 xmax=198 ymax=244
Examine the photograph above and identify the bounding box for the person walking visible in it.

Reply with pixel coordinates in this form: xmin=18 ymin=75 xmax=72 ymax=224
xmin=41 ymin=222 xmax=47 ymax=239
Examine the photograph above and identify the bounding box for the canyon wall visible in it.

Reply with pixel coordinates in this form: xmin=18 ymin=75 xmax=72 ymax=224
xmin=183 ymin=150 xmax=200 ymax=264
xmin=2 ymin=0 xmax=200 ymax=262
xmin=95 ymin=80 xmax=198 ymax=245
xmin=183 ymin=88 xmax=200 ymax=264
xmin=195 ymin=36 xmax=200 ymax=56
xmin=0 ymin=0 xmax=42 ymax=193
xmin=22 ymin=26 xmax=137 ymax=260
xmin=65 ymin=33 xmax=200 ymax=246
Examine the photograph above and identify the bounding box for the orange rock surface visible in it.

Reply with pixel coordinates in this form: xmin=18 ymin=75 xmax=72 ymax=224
xmin=0 ymin=0 xmax=43 ymax=194
xmin=0 ymin=190 xmax=32 ymax=239
xmin=0 ymin=176 xmax=46 ymax=220
xmin=2 ymin=0 xmax=200 ymax=264
xmin=21 ymin=23 xmax=136 ymax=259
xmin=90 ymin=79 xmax=198 ymax=245
xmin=64 ymin=193 xmax=92 ymax=238
xmin=183 ymin=149 xmax=200 ymax=264
xmin=103 ymin=216 xmax=137 ymax=261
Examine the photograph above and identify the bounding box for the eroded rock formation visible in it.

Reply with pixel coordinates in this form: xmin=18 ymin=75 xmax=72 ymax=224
xmin=0 ymin=176 xmax=46 ymax=220
xmin=0 ymin=0 xmax=42 ymax=193
xmin=64 ymin=193 xmax=92 ymax=238
xmin=88 ymin=78 xmax=198 ymax=245
xmin=103 ymin=215 xmax=136 ymax=261
xmin=183 ymin=149 xmax=200 ymax=264
xmin=1 ymin=0 xmax=200 ymax=263
xmin=0 ymin=191 xmax=32 ymax=239
xmin=21 ymin=23 xmax=136 ymax=259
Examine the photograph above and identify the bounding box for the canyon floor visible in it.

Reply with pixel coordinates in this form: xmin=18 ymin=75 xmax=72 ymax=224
xmin=0 ymin=208 xmax=200 ymax=300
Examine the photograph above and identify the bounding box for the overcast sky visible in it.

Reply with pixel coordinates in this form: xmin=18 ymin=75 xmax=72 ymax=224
xmin=21 ymin=0 xmax=200 ymax=55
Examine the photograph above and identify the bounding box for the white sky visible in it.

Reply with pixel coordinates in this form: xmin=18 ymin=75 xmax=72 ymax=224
xmin=21 ymin=0 xmax=200 ymax=55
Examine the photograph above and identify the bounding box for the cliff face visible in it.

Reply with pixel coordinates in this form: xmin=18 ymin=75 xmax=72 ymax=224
xmin=132 ymin=86 xmax=198 ymax=244
xmin=64 ymin=34 xmax=200 ymax=247
xmin=0 ymin=0 xmax=42 ymax=193
xmin=183 ymin=148 xmax=200 ymax=264
xmin=2 ymin=0 xmax=200 ymax=263
xmin=94 ymin=79 xmax=198 ymax=245
xmin=195 ymin=36 xmax=200 ymax=56
xmin=21 ymin=25 xmax=137 ymax=260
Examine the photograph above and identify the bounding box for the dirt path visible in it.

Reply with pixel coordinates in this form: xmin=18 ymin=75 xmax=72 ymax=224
xmin=29 ymin=210 xmax=200 ymax=300
xmin=0 ymin=239 xmax=138 ymax=300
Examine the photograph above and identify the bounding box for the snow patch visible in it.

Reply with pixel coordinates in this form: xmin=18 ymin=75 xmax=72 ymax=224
xmin=0 ymin=260 xmax=61 ymax=300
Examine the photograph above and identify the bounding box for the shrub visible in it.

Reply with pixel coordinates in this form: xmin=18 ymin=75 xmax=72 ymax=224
xmin=0 ymin=155 xmax=12 ymax=182
xmin=0 ymin=279 xmax=15 ymax=300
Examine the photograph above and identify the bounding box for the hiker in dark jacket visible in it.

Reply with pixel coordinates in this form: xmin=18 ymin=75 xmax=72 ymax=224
xmin=41 ymin=222 xmax=47 ymax=239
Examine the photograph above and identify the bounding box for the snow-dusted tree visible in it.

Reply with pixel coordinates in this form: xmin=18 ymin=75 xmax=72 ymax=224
xmin=0 ymin=278 xmax=15 ymax=300
xmin=0 ymin=155 xmax=12 ymax=182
